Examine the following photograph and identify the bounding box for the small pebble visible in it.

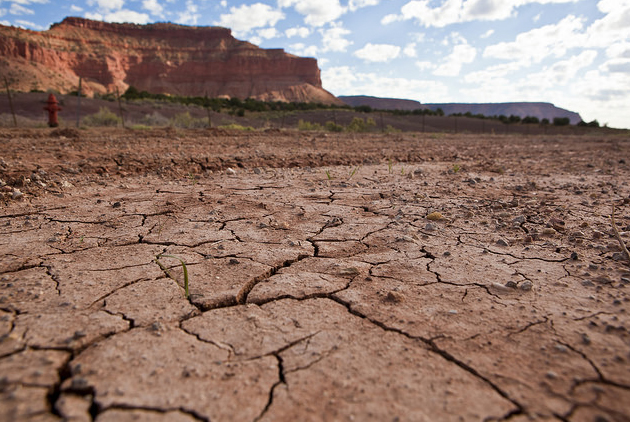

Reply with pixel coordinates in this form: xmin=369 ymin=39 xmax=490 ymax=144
xmin=424 ymin=223 xmax=436 ymax=231
xmin=226 ymin=167 xmax=236 ymax=175
xmin=520 ymin=281 xmax=533 ymax=291
xmin=426 ymin=212 xmax=443 ymax=221
xmin=496 ymin=238 xmax=509 ymax=247
xmin=505 ymin=281 xmax=517 ymax=289
xmin=11 ymin=189 xmax=23 ymax=200
xmin=385 ymin=291 xmax=405 ymax=303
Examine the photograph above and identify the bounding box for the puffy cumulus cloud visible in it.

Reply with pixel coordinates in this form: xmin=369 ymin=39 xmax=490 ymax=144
xmin=464 ymin=61 xmax=522 ymax=84
xmin=288 ymin=42 xmax=319 ymax=57
xmin=142 ymin=0 xmax=164 ymax=17
xmin=257 ymin=27 xmax=279 ymax=39
xmin=87 ymin=0 xmax=124 ymax=12
xmin=176 ymin=0 xmax=199 ymax=25
xmin=381 ymin=14 xmax=400 ymax=25
xmin=483 ymin=15 xmax=585 ymax=65
xmin=584 ymin=1 xmax=630 ymax=48
xmin=393 ymin=0 xmax=579 ymax=28
xmin=99 ymin=10 xmax=151 ymax=24
xmin=9 ymin=4 xmax=34 ymax=15
xmin=217 ymin=3 xmax=284 ymax=35
xmin=285 ymin=26 xmax=310 ymax=38
xmin=563 ymin=67 xmax=630 ymax=128
xmin=348 ymin=0 xmax=379 ymax=11
xmin=403 ymin=42 xmax=417 ymax=57
xmin=70 ymin=4 xmax=83 ymax=13
xmin=606 ymin=42 xmax=630 ymax=59
xmin=353 ymin=43 xmax=401 ymax=62
xmin=433 ymin=41 xmax=476 ymax=76
xmin=319 ymin=22 xmax=352 ymax=52
xmin=521 ymin=50 xmax=598 ymax=88
xmin=280 ymin=0 xmax=346 ymax=27
xmin=321 ymin=65 xmax=449 ymax=100
xmin=15 ymin=19 xmax=45 ymax=29
xmin=415 ymin=61 xmax=434 ymax=71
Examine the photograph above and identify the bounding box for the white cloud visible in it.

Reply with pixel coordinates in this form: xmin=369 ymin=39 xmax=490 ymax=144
xmin=217 ymin=3 xmax=284 ymax=35
xmin=395 ymin=0 xmax=580 ymax=28
xmin=464 ymin=61 xmax=523 ymax=84
xmin=433 ymin=41 xmax=476 ymax=76
xmin=381 ymin=13 xmax=400 ymax=25
xmin=288 ymin=42 xmax=319 ymax=57
xmin=584 ymin=0 xmax=630 ymax=48
xmin=10 ymin=4 xmax=34 ymax=15
xmin=257 ymin=27 xmax=278 ymax=39
xmin=415 ymin=61 xmax=434 ymax=71
xmin=521 ymin=50 xmax=598 ymax=88
xmin=348 ymin=0 xmax=379 ymax=11
xmin=87 ymin=0 xmax=124 ymax=12
xmin=70 ymin=4 xmax=83 ymax=13
xmin=322 ymin=65 xmax=449 ymax=100
xmin=142 ymin=0 xmax=164 ymax=16
xmin=354 ymin=43 xmax=401 ymax=62
xmin=177 ymin=0 xmax=200 ymax=25
xmin=480 ymin=29 xmax=494 ymax=38
xmin=483 ymin=15 xmax=585 ymax=65
xmin=285 ymin=26 xmax=310 ymax=38
xmin=403 ymin=42 xmax=417 ymax=57
xmin=319 ymin=22 xmax=352 ymax=52
xmin=100 ymin=10 xmax=151 ymax=24
xmin=606 ymin=42 xmax=630 ymax=59
xmin=280 ymin=0 xmax=346 ymax=27
xmin=15 ymin=19 xmax=45 ymax=29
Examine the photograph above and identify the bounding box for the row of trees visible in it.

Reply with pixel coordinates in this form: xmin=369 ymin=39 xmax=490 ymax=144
xmin=112 ymin=86 xmax=600 ymax=127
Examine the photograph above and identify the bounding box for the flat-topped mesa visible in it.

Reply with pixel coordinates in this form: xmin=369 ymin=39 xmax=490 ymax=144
xmin=0 ymin=17 xmax=340 ymax=104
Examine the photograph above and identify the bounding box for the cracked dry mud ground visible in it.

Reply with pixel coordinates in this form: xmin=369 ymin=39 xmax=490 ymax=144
xmin=1 ymin=129 xmax=630 ymax=421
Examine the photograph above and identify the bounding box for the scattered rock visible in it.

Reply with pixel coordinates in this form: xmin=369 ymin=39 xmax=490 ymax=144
xmin=426 ymin=212 xmax=443 ymax=221
xmin=520 ymin=281 xmax=533 ymax=291
xmin=385 ymin=290 xmax=405 ymax=303
xmin=496 ymin=238 xmax=509 ymax=247
xmin=226 ymin=167 xmax=237 ymax=175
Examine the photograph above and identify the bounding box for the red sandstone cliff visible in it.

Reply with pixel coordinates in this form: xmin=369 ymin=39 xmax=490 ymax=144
xmin=0 ymin=17 xmax=341 ymax=104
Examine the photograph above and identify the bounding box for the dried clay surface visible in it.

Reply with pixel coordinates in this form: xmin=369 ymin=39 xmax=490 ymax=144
xmin=1 ymin=128 xmax=629 ymax=421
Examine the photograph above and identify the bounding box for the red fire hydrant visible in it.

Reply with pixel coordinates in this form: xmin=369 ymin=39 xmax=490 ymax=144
xmin=44 ymin=94 xmax=62 ymax=127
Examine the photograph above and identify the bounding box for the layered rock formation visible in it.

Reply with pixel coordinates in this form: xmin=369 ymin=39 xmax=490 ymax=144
xmin=0 ymin=17 xmax=340 ymax=104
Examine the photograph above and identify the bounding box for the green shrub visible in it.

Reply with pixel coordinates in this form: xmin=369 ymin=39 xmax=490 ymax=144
xmin=218 ymin=123 xmax=255 ymax=131
xmin=82 ymin=107 xmax=121 ymax=127
xmin=140 ymin=111 xmax=169 ymax=127
xmin=298 ymin=119 xmax=323 ymax=131
xmin=169 ymin=111 xmax=206 ymax=128
xmin=346 ymin=117 xmax=376 ymax=132
xmin=324 ymin=121 xmax=344 ymax=132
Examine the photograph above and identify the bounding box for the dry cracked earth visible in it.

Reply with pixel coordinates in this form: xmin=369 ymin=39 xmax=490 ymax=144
xmin=1 ymin=128 xmax=630 ymax=421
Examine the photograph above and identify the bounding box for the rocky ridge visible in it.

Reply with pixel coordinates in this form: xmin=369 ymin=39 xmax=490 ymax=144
xmin=340 ymin=95 xmax=583 ymax=124
xmin=0 ymin=17 xmax=340 ymax=104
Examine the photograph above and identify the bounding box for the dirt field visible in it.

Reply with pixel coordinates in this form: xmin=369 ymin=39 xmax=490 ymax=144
xmin=1 ymin=128 xmax=630 ymax=421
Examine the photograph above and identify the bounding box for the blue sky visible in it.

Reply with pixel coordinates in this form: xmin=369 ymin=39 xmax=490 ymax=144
xmin=1 ymin=0 xmax=629 ymax=128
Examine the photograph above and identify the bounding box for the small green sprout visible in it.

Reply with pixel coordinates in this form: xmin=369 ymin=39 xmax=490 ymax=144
xmin=325 ymin=169 xmax=332 ymax=180
xmin=155 ymin=254 xmax=189 ymax=298
xmin=349 ymin=165 xmax=360 ymax=179
xmin=452 ymin=164 xmax=461 ymax=173
xmin=388 ymin=158 xmax=393 ymax=174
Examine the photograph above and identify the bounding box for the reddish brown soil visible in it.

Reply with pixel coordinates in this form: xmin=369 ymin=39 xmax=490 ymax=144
xmin=1 ymin=128 xmax=629 ymax=421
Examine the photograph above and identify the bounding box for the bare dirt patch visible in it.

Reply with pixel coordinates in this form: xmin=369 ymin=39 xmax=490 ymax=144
xmin=1 ymin=128 xmax=629 ymax=421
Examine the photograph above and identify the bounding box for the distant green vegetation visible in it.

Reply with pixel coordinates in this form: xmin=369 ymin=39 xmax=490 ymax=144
xmin=119 ymin=86 xmax=343 ymax=113
xmin=85 ymin=86 xmax=602 ymax=130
